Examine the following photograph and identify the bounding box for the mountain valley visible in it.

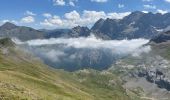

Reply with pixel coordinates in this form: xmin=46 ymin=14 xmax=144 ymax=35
xmin=1 ymin=11 xmax=170 ymax=100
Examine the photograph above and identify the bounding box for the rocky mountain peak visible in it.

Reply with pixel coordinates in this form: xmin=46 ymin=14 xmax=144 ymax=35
xmin=72 ymin=26 xmax=89 ymax=31
xmin=70 ymin=26 xmax=90 ymax=37
xmin=0 ymin=22 xmax=17 ymax=30
xmin=91 ymin=18 xmax=105 ymax=30
xmin=131 ymin=11 xmax=144 ymax=15
xmin=122 ymin=11 xmax=145 ymax=23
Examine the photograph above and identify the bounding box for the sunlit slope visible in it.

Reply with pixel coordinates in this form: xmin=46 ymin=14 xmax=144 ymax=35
xmin=0 ymin=38 xmax=138 ymax=100
xmin=0 ymin=38 xmax=93 ymax=100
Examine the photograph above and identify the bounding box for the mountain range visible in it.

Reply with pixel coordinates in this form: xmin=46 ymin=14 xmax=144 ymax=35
xmin=2 ymin=11 xmax=170 ymax=100
xmin=2 ymin=11 xmax=170 ymax=41
xmin=45 ymin=11 xmax=170 ymax=40
xmin=0 ymin=22 xmax=44 ymax=41
xmin=1 ymin=28 xmax=170 ymax=100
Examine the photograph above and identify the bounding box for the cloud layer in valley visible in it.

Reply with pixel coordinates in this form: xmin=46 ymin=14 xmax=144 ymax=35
xmin=14 ymin=35 xmax=151 ymax=71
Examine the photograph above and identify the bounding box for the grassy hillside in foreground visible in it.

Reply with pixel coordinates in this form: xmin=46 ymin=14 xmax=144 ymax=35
xmin=0 ymin=38 xmax=141 ymax=100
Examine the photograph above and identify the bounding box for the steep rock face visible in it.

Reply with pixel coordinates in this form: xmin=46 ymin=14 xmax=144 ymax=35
xmin=91 ymin=11 xmax=170 ymax=39
xmin=150 ymin=31 xmax=170 ymax=43
xmin=44 ymin=29 xmax=71 ymax=38
xmin=69 ymin=26 xmax=90 ymax=37
xmin=137 ymin=68 xmax=170 ymax=91
xmin=0 ymin=22 xmax=44 ymax=41
xmin=45 ymin=26 xmax=90 ymax=38
xmin=91 ymin=18 xmax=105 ymax=30
xmin=92 ymin=18 xmax=120 ymax=39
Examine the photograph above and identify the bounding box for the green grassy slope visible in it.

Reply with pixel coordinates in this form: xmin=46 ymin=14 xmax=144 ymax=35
xmin=0 ymin=38 xmax=139 ymax=100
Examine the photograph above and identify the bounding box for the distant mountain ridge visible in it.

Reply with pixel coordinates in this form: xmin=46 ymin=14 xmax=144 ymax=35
xmin=2 ymin=11 xmax=170 ymax=41
xmin=0 ymin=22 xmax=44 ymax=41
xmin=45 ymin=11 xmax=170 ymax=40
xmin=91 ymin=11 xmax=170 ymax=39
xmin=44 ymin=26 xmax=90 ymax=38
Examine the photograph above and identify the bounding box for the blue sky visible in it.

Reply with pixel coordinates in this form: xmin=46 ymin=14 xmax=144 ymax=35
xmin=0 ymin=0 xmax=170 ymax=29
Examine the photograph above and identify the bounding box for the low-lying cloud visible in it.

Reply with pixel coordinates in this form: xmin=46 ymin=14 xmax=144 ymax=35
xmin=13 ymin=35 xmax=151 ymax=71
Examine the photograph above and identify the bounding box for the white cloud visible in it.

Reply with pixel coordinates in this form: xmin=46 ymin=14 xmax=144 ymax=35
xmin=1 ymin=20 xmax=10 ymax=23
xmin=69 ymin=0 xmax=78 ymax=6
xmin=65 ymin=10 xmax=80 ymax=20
xmin=40 ymin=10 xmax=131 ymax=29
xmin=143 ymin=4 xmax=156 ymax=9
xmin=91 ymin=0 xmax=108 ymax=3
xmin=142 ymin=0 xmax=153 ymax=2
xmin=53 ymin=0 xmax=77 ymax=6
xmin=0 ymin=11 xmax=36 ymax=25
xmin=81 ymin=10 xmax=106 ymax=25
xmin=132 ymin=46 xmax=151 ymax=57
xmin=53 ymin=0 xmax=65 ymax=6
xmin=45 ymin=49 xmax=66 ymax=62
xmin=21 ymin=16 xmax=35 ymax=23
xmin=118 ymin=4 xmax=124 ymax=8
xmin=165 ymin=0 xmax=170 ymax=3
xmin=157 ymin=9 xmax=168 ymax=14
xmin=20 ymin=35 xmax=148 ymax=49
xmin=142 ymin=11 xmax=149 ymax=13
xmin=40 ymin=15 xmax=63 ymax=27
xmin=14 ymin=35 xmax=150 ymax=69
xmin=15 ymin=35 xmax=150 ymax=56
xmin=69 ymin=1 xmax=75 ymax=6
xmin=43 ymin=13 xmax=52 ymax=18
xmin=25 ymin=11 xmax=36 ymax=16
